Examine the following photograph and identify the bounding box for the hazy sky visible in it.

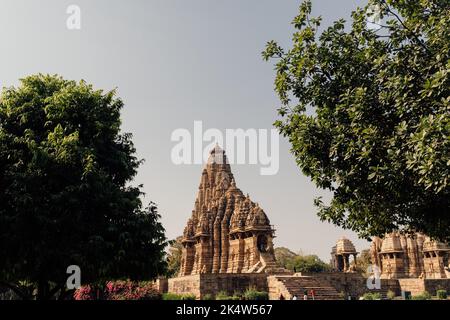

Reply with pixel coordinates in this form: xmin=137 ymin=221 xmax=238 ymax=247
xmin=0 ymin=0 xmax=370 ymax=261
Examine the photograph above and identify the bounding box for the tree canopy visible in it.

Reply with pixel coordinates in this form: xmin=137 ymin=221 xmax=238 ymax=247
xmin=263 ymin=0 xmax=449 ymax=241
xmin=166 ymin=237 xmax=183 ymax=277
xmin=353 ymin=249 xmax=372 ymax=276
xmin=274 ymin=247 xmax=299 ymax=269
xmin=0 ymin=74 xmax=168 ymax=299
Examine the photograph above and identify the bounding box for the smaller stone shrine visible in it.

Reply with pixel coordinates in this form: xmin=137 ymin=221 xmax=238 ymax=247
xmin=331 ymin=237 xmax=358 ymax=272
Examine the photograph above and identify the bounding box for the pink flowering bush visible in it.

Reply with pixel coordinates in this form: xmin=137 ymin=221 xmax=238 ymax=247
xmin=74 ymin=281 xmax=161 ymax=300
xmin=73 ymin=285 xmax=96 ymax=300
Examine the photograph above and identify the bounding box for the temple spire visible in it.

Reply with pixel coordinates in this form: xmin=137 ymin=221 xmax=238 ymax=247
xmin=180 ymin=145 xmax=276 ymax=276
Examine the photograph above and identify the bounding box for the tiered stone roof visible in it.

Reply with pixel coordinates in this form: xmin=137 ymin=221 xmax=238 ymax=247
xmin=380 ymin=233 xmax=404 ymax=253
xmin=335 ymin=237 xmax=357 ymax=254
xmin=423 ymin=237 xmax=450 ymax=252
xmin=182 ymin=145 xmax=272 ymax=243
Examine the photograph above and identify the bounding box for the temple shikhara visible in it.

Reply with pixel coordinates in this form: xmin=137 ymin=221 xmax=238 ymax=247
xmin=179 ymin=145 xmax=278 ymax=276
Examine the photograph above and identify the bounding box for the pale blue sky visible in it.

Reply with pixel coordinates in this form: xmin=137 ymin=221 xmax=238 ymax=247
xmin=0 ymin=0 xmax=370 ymax=260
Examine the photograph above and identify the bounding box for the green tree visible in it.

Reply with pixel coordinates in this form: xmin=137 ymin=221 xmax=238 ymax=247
xmin=286 ymin=255 xmax=331 ymax=273
xmin=263 ymin=0 xmax=449 ymax=241
xmin=274 ymin=247 xmax=298 ymax=268
xmin=274 ymin=247 xmax=331 ymax=273
xmin=166 ymin=237 xmax=183 ymax=277
xmin=353 ymin=249 xmax=372 ymax=276
xmin=0 ymin=74 xmax=168 ymax=299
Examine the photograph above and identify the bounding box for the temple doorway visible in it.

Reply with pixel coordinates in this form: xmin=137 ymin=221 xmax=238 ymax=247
xmin=257 ymin=235 xmax=268 ymax=252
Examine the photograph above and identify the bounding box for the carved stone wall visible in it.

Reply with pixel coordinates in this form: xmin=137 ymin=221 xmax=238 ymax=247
xmin=168 ymin=273 xmax=269 ymax=299
xmin=397 ymin=278 xmax=450 ymax=296
xmin=296 ymin=272 xmax=401 ymax=298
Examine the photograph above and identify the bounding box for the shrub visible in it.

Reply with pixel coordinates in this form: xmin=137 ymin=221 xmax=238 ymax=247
xmin=202 ymin=294 xmax=215 ymax=300
xmin=285 ymin=254 xmax=332 ymax=273
xmin=231 ymin=295 xmax=242 ymax=300
xmin=412 ymin=291 xmax=432 ymax=300
xmin=243 ymin=287 xmax=269 ymax=300
xmin=361 ymin=293 xmax=369 ymax=300
xmin=372 ymin=293 xmax=382 ymax=300
xmin=168 ymin=293 xmax=183 ymax=300
xmin=215 ymin=291 xmax=232 ymax=300
xmin=74 ymin=285 xmax=96 ymax=300
xmin=162 ymin=293 xmax=183 ymax=300
xmin=436 ymin=290 xmax=447 ymax=300
xmin=135 ymin=282 xmax=162 ymax=300
xmin=213 ymin=290 xmax=246 ymax=300
xmin=162 ymin=293 xmax=196 ymax=300
xmin=231 ymin=291 xmax=245 ymax=300
xmin=362 ymin=292 xmax=382 ymax=300
xmin=0 ymin=289 xmax=20 ymax=300
xmin=386 ymin=290 xmax=396 ymax=300
xmin=74 ymin=281 xmax=161 ymax=300
xmin=105 ymin=280 xmax=161 ymax=300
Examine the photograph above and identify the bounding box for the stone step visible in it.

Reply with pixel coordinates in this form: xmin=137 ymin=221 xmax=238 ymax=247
xmin=275 ymin=276 xmax=342 ymax=300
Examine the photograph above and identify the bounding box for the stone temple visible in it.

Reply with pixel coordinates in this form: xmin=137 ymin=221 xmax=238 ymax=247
xmin=371 ymin=232 xmax=450 ymax=279
xmin=179 ymin=145 xmax=278 ymax=275
xmin=153 ymin=146 xmax=450 ymax=299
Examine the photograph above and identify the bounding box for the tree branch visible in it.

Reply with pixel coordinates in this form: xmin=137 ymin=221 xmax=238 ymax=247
xmin=380 ymin=0 xmax=431 ymax=54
